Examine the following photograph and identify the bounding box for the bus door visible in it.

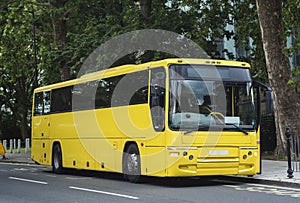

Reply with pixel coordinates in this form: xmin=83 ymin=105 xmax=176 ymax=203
xmin=32 ymin=91 xmax=51 ymax=164
xmin=146 ymin=67 xmax=166 ymax=175
xmin=42 ymin=91 xmax=51 ymax=138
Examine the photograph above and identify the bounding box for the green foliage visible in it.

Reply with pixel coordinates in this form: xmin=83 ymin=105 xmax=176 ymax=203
xmin=283 ymin=0 xmax=300 ymax=53
xmin=1 ymin=0 xmax=300 ymax=140
xmin=283 ymin=0 xmax=300 ymax=87
xmin=0 ymin=0 xmax=37 ymax=139
xmin=230 ymin=0 xmax=268 ymax=83
xmin=288 ymin=66 xmax=300 ymax=88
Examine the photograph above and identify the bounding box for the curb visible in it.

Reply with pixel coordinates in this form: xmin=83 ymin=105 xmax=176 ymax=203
xmin=222 ymin=176 xmax=300 ymax=189
xmin=0 ymin=159 xmax=36 ymax=165
xmin=0 ymin=154 xmax=35 ymax=165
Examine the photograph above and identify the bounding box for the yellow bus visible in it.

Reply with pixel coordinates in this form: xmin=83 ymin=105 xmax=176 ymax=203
xmin=32 ymin=58 xmax=263 ymax=182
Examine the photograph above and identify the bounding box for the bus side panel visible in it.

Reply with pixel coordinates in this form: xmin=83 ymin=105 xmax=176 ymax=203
xmin=50 ymin=112 xmax=97 ymax=170
xmin=144 ymin=146 xmax=167 ymax=176
xmin=94 ymin=105 xmax=153 ymax=173
xmin=256 ymin=126 xmax=261 ymax=174
xmin=31 ymin=115 xmax=51 ymax=166
xmin=58 ymin=139 xmax=95 ymax=170
xmin=31 ymin=139 xmax=51 ymax=166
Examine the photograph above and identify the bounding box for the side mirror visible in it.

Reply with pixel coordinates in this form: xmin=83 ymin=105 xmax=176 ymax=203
xmin=265 ymin=90 xmax=273 ymax=114
xmin=252 ymin=80 xmax=273 ymax=114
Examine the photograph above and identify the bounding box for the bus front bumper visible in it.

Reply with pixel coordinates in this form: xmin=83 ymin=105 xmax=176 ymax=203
xmin=166 ymin=146 xmax=258 ymax=177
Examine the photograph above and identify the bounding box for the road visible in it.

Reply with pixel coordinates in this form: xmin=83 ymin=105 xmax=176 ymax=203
xmin=0 ymin=162 xmax=300 ymax=203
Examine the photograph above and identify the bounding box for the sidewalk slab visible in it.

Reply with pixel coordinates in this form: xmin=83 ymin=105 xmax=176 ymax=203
xmin=0 ymin=153 xmax=35 ymax=164
xmin=226 ymin=160 xmax=300 ymax=188
xmin=258 ymin=160 xmax=300 ymax=185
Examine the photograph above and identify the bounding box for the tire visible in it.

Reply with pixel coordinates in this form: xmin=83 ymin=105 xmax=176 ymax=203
xmin=123 ymin=144 xmax=141 ymax=183
xmin=52 ymin=144 xmax=63 ymax=174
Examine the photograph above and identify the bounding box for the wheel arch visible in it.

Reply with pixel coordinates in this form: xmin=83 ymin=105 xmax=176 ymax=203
xmin=123 ymin=141 xmax=139 ymax=154
xmin=51 ymin=140 xmax=62 ymax=165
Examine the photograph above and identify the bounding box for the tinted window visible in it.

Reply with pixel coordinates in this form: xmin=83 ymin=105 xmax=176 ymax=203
xmin=95 ymin=70 xmax=149 ymax=108
xmin=51 ymin=86 xmax=73 ymax=113
xmin=48 ymin=70 xmax=149 ymax=113
xmin=34 ymin=92 xmax=43 ymax=116
xmin=128 ymin=71 xmax=149 ymax=105
xmin=95 ymin=75 xmax=123 ymax=108
xmin=170 ymin=65 xmax=251 ymax=82
xmin=43 ymin=91 xmax=51 ymax=114
xmin=72 ymin=81 xmax=98 ymax=111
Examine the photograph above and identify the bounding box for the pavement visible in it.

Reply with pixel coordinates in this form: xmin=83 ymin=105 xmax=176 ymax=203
xmin=1 ymin=153 xmax=300 ymax=188
xmin=0 ymin=153 xmax=35 ymax=164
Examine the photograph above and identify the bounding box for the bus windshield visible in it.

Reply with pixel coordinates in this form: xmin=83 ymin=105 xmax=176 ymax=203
xmin=169 ymin=64 xmax=256 ymax=132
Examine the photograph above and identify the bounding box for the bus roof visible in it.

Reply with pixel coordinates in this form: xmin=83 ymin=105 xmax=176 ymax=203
xmin=34 ymin=58 xmax=250 ymax=92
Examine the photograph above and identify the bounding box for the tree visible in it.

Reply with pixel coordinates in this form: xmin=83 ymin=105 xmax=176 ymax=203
xmin=256 ymin=0 xmax=300 ymax=155
xmin=48 ymin=0 xmax=70 ymax=81
xmin=0 ymin=1 xmax=37 ymax=140
xmin=231 ymin=0 xmax=268 ymax=83
xmin=283 ymin=0 xmax=300 ymax=89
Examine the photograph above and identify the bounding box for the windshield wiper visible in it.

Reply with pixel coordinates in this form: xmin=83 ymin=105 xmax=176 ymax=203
xmin=183 ymin=125 xmax=249 ymax=135
xmin=184 ymin=129 xmax=196 ymax=135
xmin=225 ymin=123 xmax=248 ymax=135
xmin=183 ymin=126 xmax=209 ymax=135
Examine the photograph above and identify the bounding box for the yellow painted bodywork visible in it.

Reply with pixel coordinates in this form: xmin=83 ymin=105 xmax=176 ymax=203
xmin=31 ymin=58 xmax=260 ymax=177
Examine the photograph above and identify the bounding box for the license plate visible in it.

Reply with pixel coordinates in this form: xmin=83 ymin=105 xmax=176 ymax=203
xmin=209 ymin=150 xmax=228 ymax=155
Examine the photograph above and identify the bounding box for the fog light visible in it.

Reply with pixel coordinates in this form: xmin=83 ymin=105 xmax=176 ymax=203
xmin=248 ymin=151 xmax=252 ymax=156
xmin=189 ymin=155 xmax=194 ymax=160
xmin=183 ymin=151 xmax=188 ymax=157
xmin=243 ymin=155 xmax=247 ymax=160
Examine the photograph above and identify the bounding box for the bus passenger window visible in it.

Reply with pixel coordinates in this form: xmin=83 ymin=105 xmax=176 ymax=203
xmin=43 ymin=91 xmax=51 ymax=114
xmin=34 ymin=92 xmax=43 ymax=116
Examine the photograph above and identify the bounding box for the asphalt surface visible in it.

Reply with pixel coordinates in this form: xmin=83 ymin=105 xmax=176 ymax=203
xmin=1 ymin=161 xmax=300 ymax=203
xmin=1 ymin=152 xmax=300 ymax=188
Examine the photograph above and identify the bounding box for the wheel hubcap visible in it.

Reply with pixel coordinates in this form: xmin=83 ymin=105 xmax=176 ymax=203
xmin=54 ymin=154 xmax=59 ymax=169
xmin=127 ymin=153 xmax=138 ymax=173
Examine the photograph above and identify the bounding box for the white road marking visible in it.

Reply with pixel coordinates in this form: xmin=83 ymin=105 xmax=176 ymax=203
xmin=214 ymin=179 xmax=300 ymax=192
xmin=9 ymin=176 xmax=48 ymax=185
xmin=69 ymin=186 xmax=139 ymax=200
xmin=248 ymin=183 xmax=300 ymax=192
xmin=215 ymin=179 xmax=300 ymax=192
xmin=222 ymin=182 xmax=300 ymax=198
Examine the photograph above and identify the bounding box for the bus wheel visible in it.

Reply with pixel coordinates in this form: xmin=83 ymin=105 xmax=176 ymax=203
xmin=123 ymin=144 xmax=141 ymax=183
xmin=52 ymin=144 xmax=63 ymax=174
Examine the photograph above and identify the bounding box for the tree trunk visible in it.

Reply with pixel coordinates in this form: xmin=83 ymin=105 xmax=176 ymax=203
xmin=256 ymin=0 xmax=300 ymax=156
xmin=20 ymin=113 xmax=28 ymax=140
xmin=50 ymin=0 xmax=70 ymax=81
xmin=139 ymin=0 xmax=152 ymax=19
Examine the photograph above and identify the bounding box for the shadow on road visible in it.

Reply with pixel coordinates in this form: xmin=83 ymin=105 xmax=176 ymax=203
xmin=43 ymin=167 xmax=244 ymax=188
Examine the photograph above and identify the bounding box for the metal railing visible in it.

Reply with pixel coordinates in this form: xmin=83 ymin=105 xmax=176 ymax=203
xmin=291 ymin=132 xmax=300 ymax=172
xmin=286 ymin=127 xmax=300 ymax=178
